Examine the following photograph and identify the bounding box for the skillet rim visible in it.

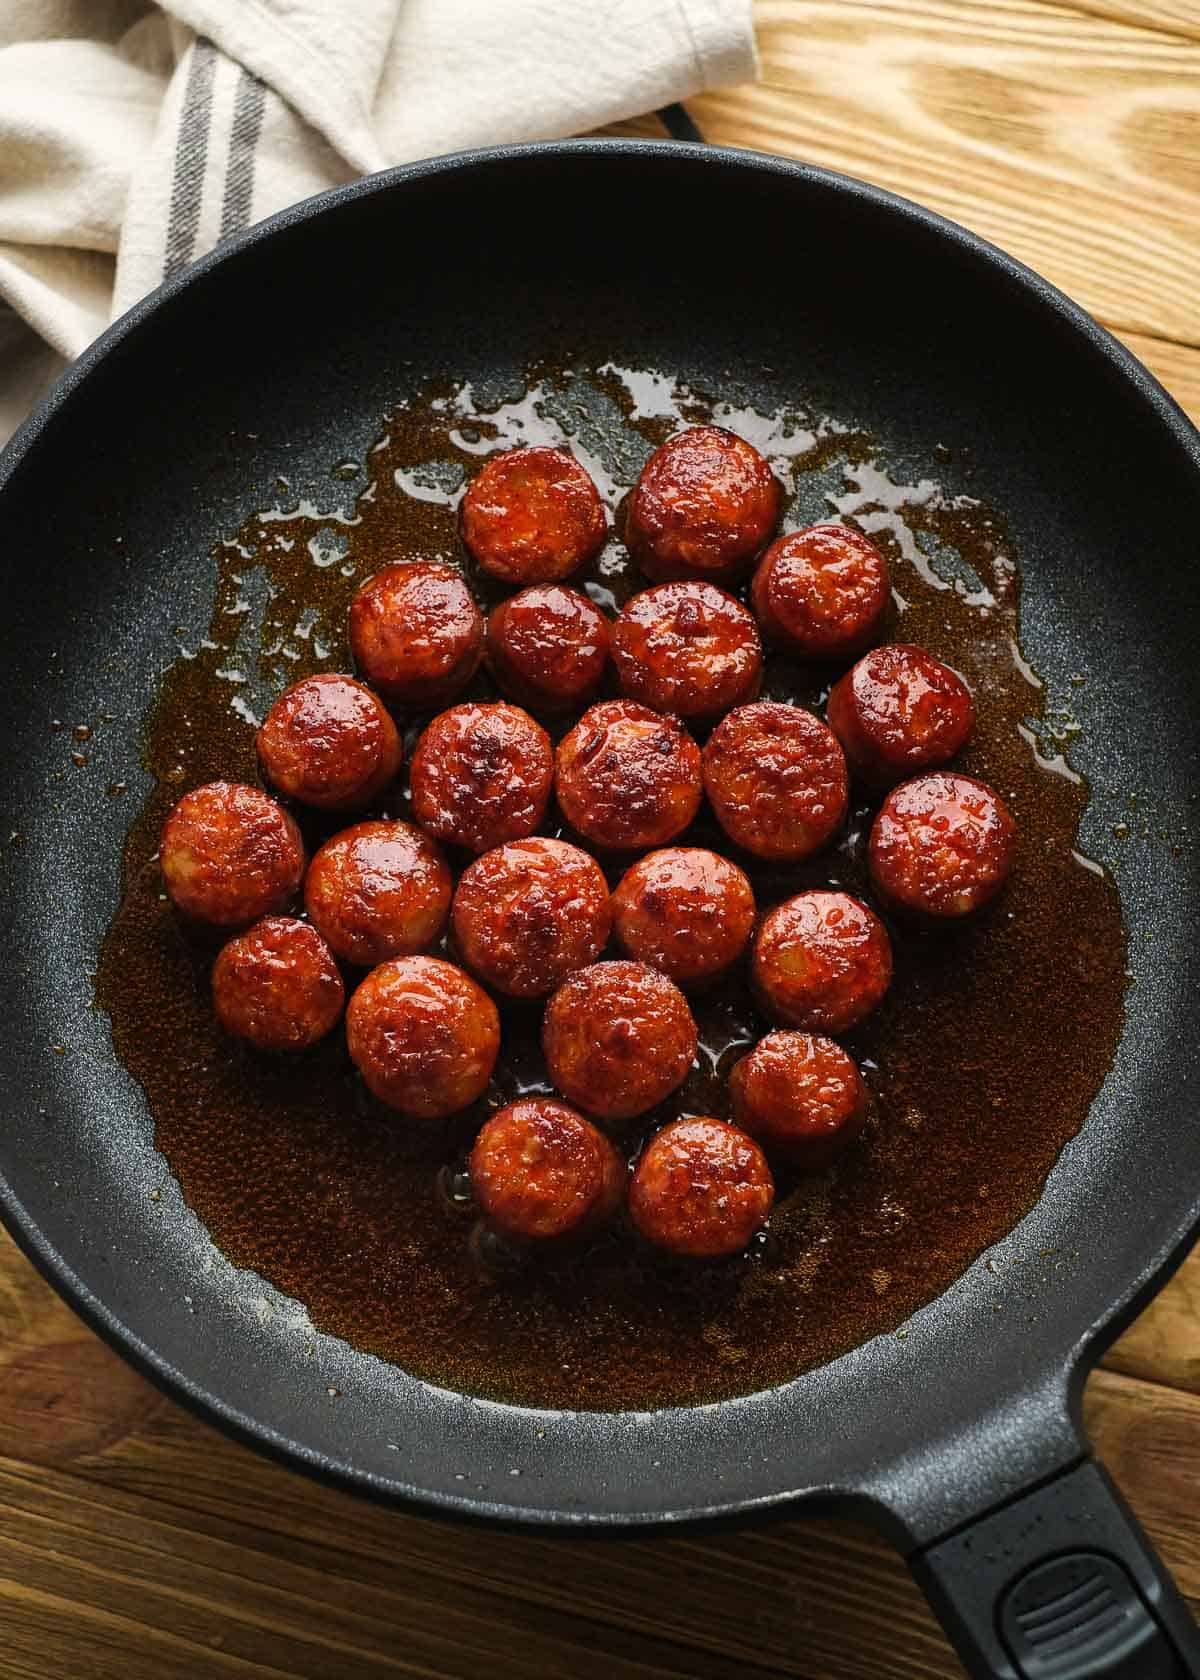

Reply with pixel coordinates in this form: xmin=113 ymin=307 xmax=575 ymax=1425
xmin=1 ymin=137 xmax=1198 ymax=1532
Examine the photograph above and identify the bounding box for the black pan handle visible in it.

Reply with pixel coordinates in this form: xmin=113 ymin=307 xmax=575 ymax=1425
xmin=910 ymin=1457 xmax=1200 ymax=1679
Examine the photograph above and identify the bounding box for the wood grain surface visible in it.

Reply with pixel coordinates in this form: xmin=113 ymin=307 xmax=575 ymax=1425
xmin=2 ymin=2 xmax=1199 ymax=1675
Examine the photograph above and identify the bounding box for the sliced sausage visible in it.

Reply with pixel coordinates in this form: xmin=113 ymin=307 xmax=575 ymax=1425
xmin=751 ymin=523 xmax=889 ymax=660
xmin=257 ymin=673 xmax=402 ymax=812
xmin=304 ymin=819 xmax=451 ymax=966
xmin=611 ymin=581 xmax=762 ymax=722
xmin=729 ymin=1031 xmax=868 ymax=1168
xmin=462 ymin=445 xmax=607 ymax=585
xmin=469 ymin=1099 xmax=626 ymax=1242
xmin=752 ymin=890 xmax=892 ymax=1033
xmin=611 ymin=847 xmax=754 ymax=988
xmin=702 ymin=701 xmax=848 ymax=861
xmin=629 ymin=1117 xmax=774 ymax=1259
xmin=349 ymin=562 xmax=483 ymax=709
xmin=346 ymin=955 xmax=500 ymax=1119
xmin=555 ymin=699 xmax=702 ymax=851
xmin=452 ymin=836 xmax=611 ymax=998
xmin=626 ymin=426 xmax=782 ymax=583
xmin=212 ymin=916 xmax=344 ymax=1051
xmin=160 ymin=781 xmax=305 ymax=928
xmin=542 ymin=959 xmax=697 ymax=1121
xmin=486 ymin=584 xmax=610 ymax=714
xmin=825 ymin=643 xmax=974 ymax=787
xmin=409 ymin=701 xmax=553 ymax=853
xmin=869 ymin=771 xmax=1016 ymax=920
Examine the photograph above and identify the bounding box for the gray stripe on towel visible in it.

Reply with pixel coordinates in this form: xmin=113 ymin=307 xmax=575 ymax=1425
xmin=163 ymin=38 xmax=218 ymax=280
xmin=219 ymin=69 xmax=269 ymax=243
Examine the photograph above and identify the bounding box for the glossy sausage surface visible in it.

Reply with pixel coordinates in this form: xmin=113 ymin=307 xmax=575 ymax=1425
xmin=752 ymin=890 xmax=892 ymax=1033
xmin=346 ymin=955 xmax=500 ymax=1119
xmin=555 ymin=699 xmax=702 ymax=851
xmin=469 ymin=1099 xmax=625 ymax=1241
xmin=611 ymin=847 xmax=754 ymax=987
xmin=409 ymin=701 xmax=553 ymax=853
xmin=729 ymin=1031 xmax=868 ymax=1168
xmin=869 ymin=771 xmax=1016 ymax=919
xmin=485 ymin=585 xmax=610 ymax=714
xmin=626 ymin=426 xmax=781 ymax=583
xmin=611 ymin=581 xmax=762 ymax=721
xmin=304 ymin=819 xmax=451 ymax=965
xmin=349 ymin=562 xmax=483 ymax=709
xmin=462 ymin=445 xmax=607 ymax=585
xmin=702 ymin=701 xmax=848 ymax=861
xmin=542 ymin=959 xmax=697 ymax=1121
xmin=212 ymin=916 xmax=344 ymax=1051
xmin=452 ymin=836 xmax=611 ymax=998
xmin=751 ymin=523 xmax=889 ymax=660
xmin=629 ymin=1117 xmax=774 ymax=1258
xmin=825 ymin=643 xmax=974 ymax=787
xmin=160 ymin=781 xmax=305 ymax=928
xmin=257 ymin=673 xmax=402 ymax=811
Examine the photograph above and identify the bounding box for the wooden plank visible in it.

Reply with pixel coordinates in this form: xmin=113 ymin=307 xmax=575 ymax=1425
xmin=681 ymin=0 xmax=1200 ymax=347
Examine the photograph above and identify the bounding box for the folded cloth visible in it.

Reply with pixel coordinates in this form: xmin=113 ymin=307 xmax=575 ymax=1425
xmin=0 ymin=0 xmax=756 ymax=444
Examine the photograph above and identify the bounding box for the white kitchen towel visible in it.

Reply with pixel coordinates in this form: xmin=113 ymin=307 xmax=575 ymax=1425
xmin=0 ymin=0 xmax=757 ymax=444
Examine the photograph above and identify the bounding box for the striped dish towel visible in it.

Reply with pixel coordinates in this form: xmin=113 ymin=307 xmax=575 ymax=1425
xmin=0 ymin=0 xmax=757 ymax=444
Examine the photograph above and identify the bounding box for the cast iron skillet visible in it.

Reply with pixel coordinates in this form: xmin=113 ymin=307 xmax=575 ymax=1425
xmin=0 ymin=141 xmax=1198 ymax=1679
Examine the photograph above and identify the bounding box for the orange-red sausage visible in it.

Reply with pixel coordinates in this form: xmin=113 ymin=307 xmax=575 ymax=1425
xmin=752 ymin=891 xmax=892 ymax=1033
xmin=469 ymin=1099 xmax=625 ymax=1242
xmin=486 ymin=585 xmax=610 ymax=714
xmin=825 ymin=643 xmax=974 ymax=787
xmin=869 ymin=771 xmax=1016 ymax=920
xmin=626 ymin=426 xmax=782 ymax=583
xmin=452 ymin=837 xmax=611 ymax=998
xmin=304 ymin=819 xmax=451 ymax=965
xmin=160 ymin=781 xmax=305 ymax=928
xmin=257 ymin=673 xmax=402 ymax=812
xmin=212 ymin=916 xmax=344 ymax=1051
xmin=462 ymin=446 xmax=607 ymax=585
xmin=751 ymin=523 xmax=889 ymax=660
xmin=409 ymin=701 xmax=553 ymax=853
xmin=555 ymin=699 xmax=702 ymax=851
xmin=542 ymin=959 xmax=697 ymax=1121
xmin=629 ymin=1118 xmax=774 ymax=1259
xmin=349 ymin=562 xmax=483 ymax=709
xmin=346 ymin=955 xmax=499 ymax=1119
xmin=611 ymin=581 xmax=762 ymax=722
xmin=729 ymin=1031 xmax=868 ymax=1168
xmin=611 ymin=847 xmax=754 ymax=988
xmin=702 ymin=701 xmax=848 ymax=861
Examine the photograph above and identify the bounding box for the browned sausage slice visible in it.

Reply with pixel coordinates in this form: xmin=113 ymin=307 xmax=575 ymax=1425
xmin=752 ymin=891 xmax=892 ymax=1033
xmin=409 ymin=701 xmax=553 ymax=853
xmin=611 ymin=581 xmax=762 ymax=722
xmin=542 ymin=959 xmax=697 ymax=1121
xmin=611 ymin=847 xmax=754 ymax=988
xmin=212 ymin=917 xmax=344 ymax=1051
xmin=304 ymin=819 xmax=451 ymax=966
xmin=626 ymin=426 xmax=781 ymax=583
xmin=452 ymin=837 xmax=611 ymax=998
xmin=729 ymin=1031 xmax=868 ymax=1168
xmin=555 ymin=699 xmax=702 ymax=851
xmin=629 ymin=1117 xmax=774 ymax=1258
xmin=702 ymin=701 xmax=848 ymax=861
xmin=469 ymin=1099 xmax=625 ymax=1241
xmin=257 ymin=673 xmax=402 ymax=811
xmin=869 ymin=771 xmax=1016 ymax=920
xmin=349 ymin=562 xmax=483 ymax=709
xmin=486 ymin=585 xmax=610 ymax=714
xmin=825 ymin=643 xmax=973 ymax=787
xmin=346 ymin=955 xmax=500 ymax=1119
xmin=751 ymin=523 xmax=889 ymax=660
xmin=462 ymin=446 xmax=607 ymax=585
xmin=160 ymin=781 xmax=305 ymax=928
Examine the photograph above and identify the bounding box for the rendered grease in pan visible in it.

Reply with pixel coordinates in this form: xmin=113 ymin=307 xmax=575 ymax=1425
xmin=95 ymin=362 xmax=1127 ymax=1410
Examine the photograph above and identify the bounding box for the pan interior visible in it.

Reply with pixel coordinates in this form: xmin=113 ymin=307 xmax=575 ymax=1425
xmin=1 ymin=146 xmax=1198 ymax=1532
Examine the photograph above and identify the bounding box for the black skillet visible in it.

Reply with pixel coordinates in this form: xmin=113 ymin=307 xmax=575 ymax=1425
xmin=1 ymin=139 xmax=1199 ymax=1680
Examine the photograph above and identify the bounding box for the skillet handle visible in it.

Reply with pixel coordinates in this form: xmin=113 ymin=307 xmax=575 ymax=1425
xmin=910 ymin=1457 xmax=1200 ymax=1679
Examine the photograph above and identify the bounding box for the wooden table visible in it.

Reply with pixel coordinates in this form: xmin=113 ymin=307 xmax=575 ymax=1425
xmin=2 ymin=5 xmax=1198 ymax=1675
